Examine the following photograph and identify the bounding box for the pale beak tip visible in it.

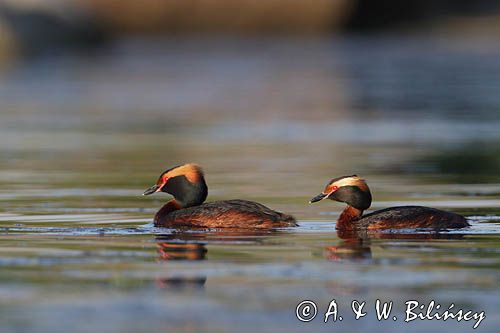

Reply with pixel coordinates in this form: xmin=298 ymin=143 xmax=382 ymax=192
xmin=309 ymin=193 xmax=327 ymax=204
xmin=143 ymin=184 xmax=161 ymax=196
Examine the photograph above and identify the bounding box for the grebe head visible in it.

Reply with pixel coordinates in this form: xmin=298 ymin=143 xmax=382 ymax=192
xmin=309 ymin=175 xmax=372 ymax=210
xmin=143 ymin=163 xmax=208 ymax=208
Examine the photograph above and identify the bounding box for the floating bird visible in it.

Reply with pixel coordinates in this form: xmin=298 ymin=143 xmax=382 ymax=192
xmin=144 ymin=163 xmax=296 ymax=229
xmin=310 ymin=175 xmax=469 ymax=231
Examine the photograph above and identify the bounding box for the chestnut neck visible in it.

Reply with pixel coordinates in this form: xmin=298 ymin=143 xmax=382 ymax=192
xmin=155 ymin=199 xmax=182 ymax=222
xmin=336 ymin=205 xmax=364 ymax=231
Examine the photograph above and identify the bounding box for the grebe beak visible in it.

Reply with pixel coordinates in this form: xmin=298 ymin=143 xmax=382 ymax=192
xmin=143 ymin=184 xmax=160 ymax=196
xmin=309 ymin=193 xmax=327 ymax=203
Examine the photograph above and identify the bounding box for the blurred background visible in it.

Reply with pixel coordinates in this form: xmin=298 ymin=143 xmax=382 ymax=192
xmin=1 ymin=0 xmax=500 ymax=204
xmin=1 ymin=2 xmax=500 ymax=333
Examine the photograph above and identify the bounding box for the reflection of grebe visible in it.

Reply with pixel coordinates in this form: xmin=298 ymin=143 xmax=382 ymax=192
xmin=144 ymin=163 xmax=296 ymax=229
xmin=325 ymin=231 xmax=466 ymax=262
xmin=156 ymin=242 xmax=207 ymax=261
xmin=155 ymin=241 xmax=207 ymax=290
xmin=310 ymin=175 xmax=469 ymax=231
xmin=325 ymin=238 xmax=372 ymax=261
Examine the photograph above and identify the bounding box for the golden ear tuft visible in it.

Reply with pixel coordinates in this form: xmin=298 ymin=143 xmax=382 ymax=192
xmin=159 ymin=163 xmax=204 ymax=184
xmin=328 ymin=175 xmax=369 ymax=192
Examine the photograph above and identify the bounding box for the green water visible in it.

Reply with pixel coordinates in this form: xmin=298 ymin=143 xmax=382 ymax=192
xmin=1 ymin=36 xmax=500 ymax=332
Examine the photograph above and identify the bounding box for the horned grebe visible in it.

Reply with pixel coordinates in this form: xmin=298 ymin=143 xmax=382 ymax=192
xmin=143 ymin=163 xmax=296 ymax=229
xmin=310 ymin=175 xmax=469 ymax=231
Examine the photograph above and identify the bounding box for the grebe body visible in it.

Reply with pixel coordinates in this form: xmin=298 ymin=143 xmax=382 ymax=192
xmin=143 ymin=164 xmax=296 ymax=229
xmin=310 ymin=175 xmax=469 ymax=231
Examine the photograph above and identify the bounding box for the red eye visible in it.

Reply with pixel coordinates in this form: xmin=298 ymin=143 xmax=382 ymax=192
xmin=331 ymin=185 xmax=338 ymax=192
xmin=158 ymin=176 xmax=169 ymax=186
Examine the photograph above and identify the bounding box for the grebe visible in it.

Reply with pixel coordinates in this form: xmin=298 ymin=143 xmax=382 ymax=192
xmin=310 ymin=175 xmax=469 ymax=231
xmin=143 ymin=163 xmax=296 ymax=229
